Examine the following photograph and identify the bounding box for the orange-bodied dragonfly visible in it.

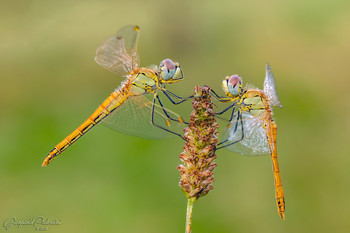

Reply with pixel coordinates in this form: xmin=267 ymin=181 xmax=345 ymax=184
xmin=42 ymin=25 xmax=190 ymax=166
xmin=211 ymin=64 xmax=285 ymax=220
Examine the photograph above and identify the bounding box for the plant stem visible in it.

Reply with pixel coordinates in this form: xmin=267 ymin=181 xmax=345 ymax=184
xmin=186 ymin=197 xmax=196 ymax=233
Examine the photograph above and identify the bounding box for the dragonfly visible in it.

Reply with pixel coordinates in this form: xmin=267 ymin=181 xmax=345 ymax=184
xmin=42 ymin=25 xmax=190 ymax=167
xmin=211 ymin=64 xmax=285 ymax=220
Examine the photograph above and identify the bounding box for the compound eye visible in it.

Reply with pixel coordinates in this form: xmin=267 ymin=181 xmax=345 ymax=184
xmin=228 ymin=75 xmax=242 ymax=96
xmin=160 ymin=59 xmax=176 ymax=80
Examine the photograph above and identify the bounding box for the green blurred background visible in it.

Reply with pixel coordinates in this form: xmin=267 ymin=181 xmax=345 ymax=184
xmin=1 ymin=0 xmax=350 ymax=232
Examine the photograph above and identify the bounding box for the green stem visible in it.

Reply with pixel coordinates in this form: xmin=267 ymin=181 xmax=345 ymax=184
xmin=186 ymin=198 xmax=196 ymax=233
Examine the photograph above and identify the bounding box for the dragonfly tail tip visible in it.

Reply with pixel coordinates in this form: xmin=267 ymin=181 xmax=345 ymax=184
xmin=280 ymin=212 xmax=285 ymax=221
xmin=41 ymin=158 xmax=50 ymax=167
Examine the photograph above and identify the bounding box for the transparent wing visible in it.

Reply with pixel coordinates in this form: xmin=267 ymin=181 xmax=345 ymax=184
xmin=146 ymin=64 xmax=158 ymax=73
xmin=222 ymin=111 xmax=270 ymax=156
xmin=101 ymin=94 xmax=185 ymax=139
xmin=264 ymin=64 xmax=283 ymax=108
xmin=95 ymin=25 xmax=140 ymax=77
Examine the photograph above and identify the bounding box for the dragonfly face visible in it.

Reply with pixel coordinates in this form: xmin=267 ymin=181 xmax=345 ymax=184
xmin=222 ymin=74 xmax=242 ymax=98
xmin=158 ymin=59 xmax=184 ymax=84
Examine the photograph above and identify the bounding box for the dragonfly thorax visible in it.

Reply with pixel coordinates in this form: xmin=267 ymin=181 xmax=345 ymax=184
xmin=240 ymin=90 xmax=271 ymax=116
xmin=128 ymin=68 xmax=159 ymax=95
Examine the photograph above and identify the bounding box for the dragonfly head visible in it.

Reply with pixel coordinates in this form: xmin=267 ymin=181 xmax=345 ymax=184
xmin=158 ymin=59 xmax=184 ymax=84
xmin=222 ymin=75 xmax=242 ymax=97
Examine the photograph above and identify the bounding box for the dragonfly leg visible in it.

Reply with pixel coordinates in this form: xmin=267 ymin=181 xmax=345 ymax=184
xmin=210 ymin=89 xmax=232 ymax=102
xmin=215 ymin=102 xmax=236 ymax=117
xmin=156 ymin=94 xmax=188 ymax=124
xmin=162 ymin=89 xmax=193 ymax=105
xmin=227 ymin=103 xmax=238 ymax=122
xmin=150 ymin=94 xmax=185 ymax=140
xmin=210 ymin=90 xmax=241 ymax=123
xmin=216 ymin=110 xmax=244 ymax=150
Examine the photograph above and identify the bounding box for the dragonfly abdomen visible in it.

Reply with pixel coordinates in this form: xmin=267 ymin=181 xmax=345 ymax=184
xmin=42 ymin=88 xmax=129 ymax=166
xmin=267 ymin=120 xmax=285 ymax=220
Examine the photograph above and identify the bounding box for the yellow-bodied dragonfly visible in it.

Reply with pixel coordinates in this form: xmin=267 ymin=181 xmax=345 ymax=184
xmin=211 ymin=64 xmax=285 ymax=220
xmin=42 ymin=25 xmax=189 ymax=166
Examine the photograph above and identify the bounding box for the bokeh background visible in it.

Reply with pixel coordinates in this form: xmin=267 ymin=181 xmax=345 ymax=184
xmin=1 ymin=0 xmax=350 ymax=232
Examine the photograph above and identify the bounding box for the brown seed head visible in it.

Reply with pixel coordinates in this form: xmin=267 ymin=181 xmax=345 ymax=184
xmin=177 ymin=85 xmax=218 ymax=200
